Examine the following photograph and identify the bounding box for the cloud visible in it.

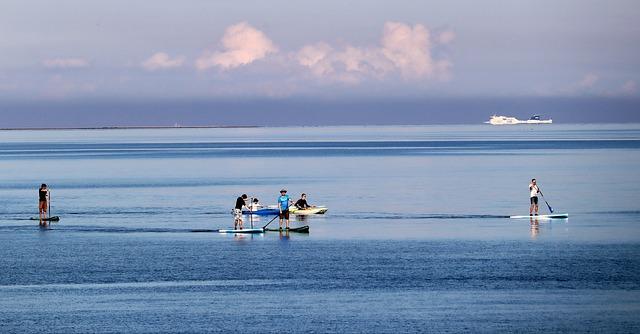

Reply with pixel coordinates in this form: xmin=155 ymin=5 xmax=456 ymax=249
xmin=296 ymin=43 xmax=335 ymax=76
xmin=437 ymin=30 xmax=456 ymax=44
xmin=578 ymin=73 xmax=599 ymax=88
xmin=196 ymin=22 xmax=278 ymax=70
xmin=295 ymin=22 xmax=452 ymax=83
xmin=42 ymin=58 xmax=89 ymax=69
xmin=621 ymin=80 xmax=637 ymax=95
xmin=381 ymin=22 xmax=434 ymax=78
xmin=142 ymin=52 xmax=185 ymax=71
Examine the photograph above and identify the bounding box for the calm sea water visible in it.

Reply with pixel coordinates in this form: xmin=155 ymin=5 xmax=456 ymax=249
xmin=1 ymin=124 xmax=639 ymax=333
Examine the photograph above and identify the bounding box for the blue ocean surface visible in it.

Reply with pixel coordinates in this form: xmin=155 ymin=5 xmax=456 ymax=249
xmin=1 ymin=124 xmax=639 ymax=333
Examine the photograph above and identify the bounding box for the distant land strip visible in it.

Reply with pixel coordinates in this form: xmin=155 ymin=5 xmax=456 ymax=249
xmin=0 ymin=125 xmax=262 ymax=131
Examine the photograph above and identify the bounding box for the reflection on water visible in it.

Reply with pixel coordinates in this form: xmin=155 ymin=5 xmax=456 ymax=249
xmin=294 ymin=214 xmax=309 ymax=223
xmin=530 ymin=217 xmax=540 ymax=239
xmin=279 ymin=229 xmax=291 ymax=241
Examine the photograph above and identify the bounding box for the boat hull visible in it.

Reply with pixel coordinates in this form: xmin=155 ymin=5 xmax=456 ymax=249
xmin=289 ymin=206 xmax=328 ymax=215
xmin=242 ymin=208 xmax=279 ymax=215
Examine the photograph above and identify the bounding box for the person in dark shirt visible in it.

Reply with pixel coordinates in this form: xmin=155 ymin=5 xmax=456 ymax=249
xmin=295 ymin=193 xmax=313 ymax=210
xmin=38 ymin=184 xmax=48 ymax=223
xmin=234 ymin=194 xmax=248 ymax=230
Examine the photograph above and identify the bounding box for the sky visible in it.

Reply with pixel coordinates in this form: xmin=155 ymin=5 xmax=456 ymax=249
xmin=1 ymin=0 xmax=639 ymax=126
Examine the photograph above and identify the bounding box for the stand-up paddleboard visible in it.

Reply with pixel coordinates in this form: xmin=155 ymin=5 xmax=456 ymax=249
xmin=218 ymin=228 xmax=264 ymax=234
xmin=265 ymin=225 xmax=310 ymax=233
xmin=30 ymin=216 xmax=60 ymax=222
xmin=510 ymin=213 xmax=568 ymax=219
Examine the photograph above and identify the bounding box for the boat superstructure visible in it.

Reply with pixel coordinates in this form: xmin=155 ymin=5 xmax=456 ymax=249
xmin=523 ymin=115 xmax=553 ymax=124
xmin=486 ymin=115 xmax=552 ymax=125
xmin=486 ymin=115 xmax=520 ymax=125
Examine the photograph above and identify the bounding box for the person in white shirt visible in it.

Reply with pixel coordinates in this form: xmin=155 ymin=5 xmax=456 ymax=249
xmin=249 ymin=198 xmax=262 ymax=212
xmin=529 ymin=178 xmax=540 ymax=216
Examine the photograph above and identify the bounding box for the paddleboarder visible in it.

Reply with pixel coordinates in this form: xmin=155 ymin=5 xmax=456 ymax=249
xmin=38 ymin=184 xmax=49 ymax=224
xmin=234 ymin=194 xmax=248 ymax=230
xmin=278 ymin=189 xmax=292 ymax=230
xmin=529 ymin=178 xmax=540 ymax=216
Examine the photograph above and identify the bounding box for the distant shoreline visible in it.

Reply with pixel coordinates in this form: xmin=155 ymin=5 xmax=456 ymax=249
xmin=1 ymin=123 xmax=639 ymax=131
xmin=0 ymin=125 xmax=262 ymax=131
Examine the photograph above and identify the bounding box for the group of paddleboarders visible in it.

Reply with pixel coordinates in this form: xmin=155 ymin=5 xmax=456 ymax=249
xmin=35 ymin=179 xmax=549 ymax=228
xmin=233 ymin=190 xmax=316 ymax=230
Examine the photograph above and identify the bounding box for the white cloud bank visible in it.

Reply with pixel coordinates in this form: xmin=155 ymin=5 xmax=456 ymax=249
xmin=142 ymin=52 xmax=185 ymax=71
xmin=190 ymin=21 xmax=453 ymax=86
xmin=295 ymin=22 xmax=453 ymax=83
xmin=42 ymin=58 xmax=89 ymax=69
xmin=196 ymin=22 xmax=278 ymax=70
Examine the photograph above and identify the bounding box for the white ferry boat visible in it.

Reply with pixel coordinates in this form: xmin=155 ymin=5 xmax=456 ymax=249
xmin=486 ymin=115 xmax=552 ymax=125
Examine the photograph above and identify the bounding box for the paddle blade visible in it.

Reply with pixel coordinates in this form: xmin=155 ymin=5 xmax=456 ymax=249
xmin=545 ymin=201 xmax=554 ymax=213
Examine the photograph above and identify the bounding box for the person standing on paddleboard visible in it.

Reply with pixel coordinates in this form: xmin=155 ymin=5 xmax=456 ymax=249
xmin=38 ymin=184 xmax=49 ymax=224
xmin=529 ymin=179 xmax=540 ymax=216
xmin=234 ymin=194 xmax=248 ymax=230
xmin=278 ymin=189 xmax=292 ymax=230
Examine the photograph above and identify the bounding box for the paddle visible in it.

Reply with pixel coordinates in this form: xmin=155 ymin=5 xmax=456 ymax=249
xmin=538 ymin=189 xmax=554 ymax=213
xmin=262 ymin=215 xmax=280 ymax=229
xmin=48 ymin=189 xmax=51 ymax=220
xmin=249 ymin=197 xmax=254 ymax=229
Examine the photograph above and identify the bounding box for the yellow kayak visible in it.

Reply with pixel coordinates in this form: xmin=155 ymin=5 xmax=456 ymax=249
xmin=289 ymin=206 xmax=328 ymax=215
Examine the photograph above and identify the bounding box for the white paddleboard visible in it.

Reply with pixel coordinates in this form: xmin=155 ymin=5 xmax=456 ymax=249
xmin=509 ymin=213 xmax=569 ymax=219
xmin=218 ymin=228 xmax=264 ymax=234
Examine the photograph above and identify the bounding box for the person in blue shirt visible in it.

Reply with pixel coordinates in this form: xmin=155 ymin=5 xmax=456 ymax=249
xmin=277 ymin=189 xmax=292 ymax=230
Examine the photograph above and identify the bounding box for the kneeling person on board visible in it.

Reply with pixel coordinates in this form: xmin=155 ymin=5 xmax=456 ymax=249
xmin=529 ymin=179 xmax=540 ymax=216
xmin=294 ymin=193 xmax=313 ymax=210
xmin=234 ymin=194 xmax=248 ymax=230
xmin=38 ymin=184 xmax=49 ymax=223
xmin=278 ymin=189 xmax=292 ymax=230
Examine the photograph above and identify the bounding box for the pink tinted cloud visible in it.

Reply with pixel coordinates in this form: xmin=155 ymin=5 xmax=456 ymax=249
xmin=296 ymin=42 xmax=335 ymax=76
xmin=296 ymin=22 xmax=452 ymax=83
xmin=142 ymin=52 xmax=185 ymax=71
xmin=437 ymin=30 xmax=456 ymax=44
xmin=381 ymin=22 xmax=434 ymax=78
xmin=196 ymin=22 xmax=278 ymax=70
